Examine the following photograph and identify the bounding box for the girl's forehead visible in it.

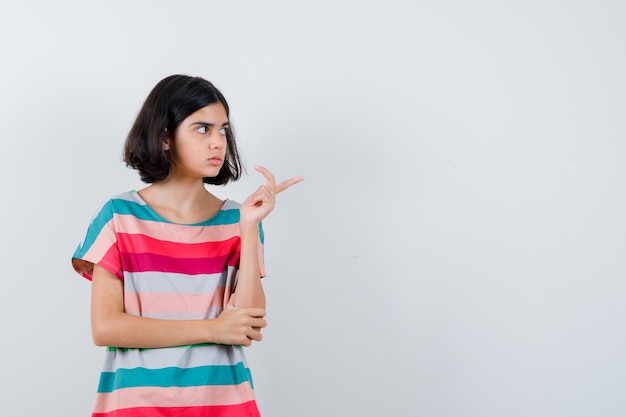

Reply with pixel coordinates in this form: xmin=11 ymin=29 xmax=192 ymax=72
xmin=185 ymin=103 xmax=228 ymax=122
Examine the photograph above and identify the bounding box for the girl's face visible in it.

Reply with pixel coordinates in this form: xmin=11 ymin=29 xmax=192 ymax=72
xmin=168 ymin=103 xmax=229 ymax=180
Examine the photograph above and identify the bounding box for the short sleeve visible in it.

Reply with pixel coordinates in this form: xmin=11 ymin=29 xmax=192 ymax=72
xmin=71 ymin=200 xmax=122 ymax=281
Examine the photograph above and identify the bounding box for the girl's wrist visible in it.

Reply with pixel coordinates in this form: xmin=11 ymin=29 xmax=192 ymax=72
xmin=239 ymin=220 xmax=260 ymax=233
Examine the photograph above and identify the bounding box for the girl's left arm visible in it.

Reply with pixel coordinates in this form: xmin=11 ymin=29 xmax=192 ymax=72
xmin=230 ymin=165 xmax=303 ymax=309
xmin=232 ymin=222 xmax=266 ymax=309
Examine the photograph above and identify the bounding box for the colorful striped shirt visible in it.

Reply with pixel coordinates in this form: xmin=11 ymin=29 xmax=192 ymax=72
xmin=72 ymin=191 xmax=264 ymax=417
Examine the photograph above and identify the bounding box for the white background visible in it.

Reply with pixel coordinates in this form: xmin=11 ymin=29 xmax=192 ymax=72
xmin=1 ymin=1 xmax=625 ymax=416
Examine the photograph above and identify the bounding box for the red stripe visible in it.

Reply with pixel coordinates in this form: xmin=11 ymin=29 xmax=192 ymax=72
xmin=118 ymin=233 xmax=240 ymax=259
xmin=101 ymin=245 xmax=123 ymax=279
xmin=120 ymin=252 xmax=239 ymax=275
xmin=92 ymin=400 xmax=260 ymax=417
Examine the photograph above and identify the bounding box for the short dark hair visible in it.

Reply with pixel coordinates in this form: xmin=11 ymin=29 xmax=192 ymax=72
xmin=124 ymin=74 xmax=243 ymax=185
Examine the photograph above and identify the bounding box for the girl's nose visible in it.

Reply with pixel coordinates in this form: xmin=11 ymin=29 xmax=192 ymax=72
xmin=208 ymin=132 xmax=226 ymax=149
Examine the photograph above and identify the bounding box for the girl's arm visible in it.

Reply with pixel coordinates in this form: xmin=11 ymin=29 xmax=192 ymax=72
xmin=231 ymin=222 xmax=266 ymax=309
xmin=231 ymin=166 xmax=303 ymax=309
xmin=91 ymin=264 xmax=266 ymax=348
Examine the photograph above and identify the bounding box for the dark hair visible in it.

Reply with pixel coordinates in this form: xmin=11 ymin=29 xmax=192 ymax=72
xmin=124 ymin=74 xmax=243 ymax=185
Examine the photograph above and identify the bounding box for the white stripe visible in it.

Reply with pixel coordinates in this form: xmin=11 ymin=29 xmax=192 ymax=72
xmin=100 ymin=344 xmax=249 ymax=371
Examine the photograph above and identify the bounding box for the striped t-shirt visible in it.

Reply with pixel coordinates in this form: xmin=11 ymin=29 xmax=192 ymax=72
xmin=72 ymin=191 xmax=265 ymax=417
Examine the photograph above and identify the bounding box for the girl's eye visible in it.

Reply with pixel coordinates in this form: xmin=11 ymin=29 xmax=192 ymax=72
xmin=219 ymin=127 xmax=228 ymax=135
xmin=196 ymin=126 xmax=208 ymax=134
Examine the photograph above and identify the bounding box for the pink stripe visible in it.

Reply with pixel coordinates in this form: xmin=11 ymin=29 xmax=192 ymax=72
xmin=82 ymin=219 xmax=118 ymax=268
xmin=124 ymin=291 xmax=230 ymax=315
xmin=93 ymin=383 xmax=256 ymax=414
xmin=257 ymin=238 xmax=266 ymax=277
xmin=115 ymin=214 xmax=240 ymax=244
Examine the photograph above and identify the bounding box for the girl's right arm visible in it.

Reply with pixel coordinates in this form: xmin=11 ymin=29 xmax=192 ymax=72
xmin=91 ymin=265 xmax=267 ymax=348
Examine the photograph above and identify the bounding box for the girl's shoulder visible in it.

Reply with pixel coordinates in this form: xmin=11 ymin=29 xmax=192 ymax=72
xmin=83 ymin=191 xmax=148 ymax=227
xmin=96 ymin=190 xmax=145 ymax=214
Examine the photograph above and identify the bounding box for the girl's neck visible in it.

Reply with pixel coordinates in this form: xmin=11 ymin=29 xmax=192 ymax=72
xmin=138 ymin=177 xmax=223 ymax=224
xmin=152 ymin=176 xmax=208 ymax=200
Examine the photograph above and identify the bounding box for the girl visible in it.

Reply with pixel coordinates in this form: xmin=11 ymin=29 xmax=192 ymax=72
xmin=72 ymin=74 xmax=302 ymax=417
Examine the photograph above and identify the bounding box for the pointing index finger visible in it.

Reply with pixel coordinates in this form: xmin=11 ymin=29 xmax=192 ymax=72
xmin=276 ymin=176 xmax=304 ymax=194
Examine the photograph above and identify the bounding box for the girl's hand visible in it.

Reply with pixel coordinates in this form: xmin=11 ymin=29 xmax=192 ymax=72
xmin=239 ymin=165 xmax=303 ymax=226
xmin=212 ymin=306 xmax=267 ymax=347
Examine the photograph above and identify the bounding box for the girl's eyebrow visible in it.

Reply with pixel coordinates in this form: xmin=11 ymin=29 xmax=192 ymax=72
xmin=189 ymin=120 xmax=230 ymax=127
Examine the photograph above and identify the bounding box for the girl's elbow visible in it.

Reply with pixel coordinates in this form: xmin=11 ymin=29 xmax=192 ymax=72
xmin=91 ymin=318 xmax=115 ymax=346
xmin=91 ymin=327 xmax=108 ymax=346
xmin=92 ymin=336 xmax=107 ymax=347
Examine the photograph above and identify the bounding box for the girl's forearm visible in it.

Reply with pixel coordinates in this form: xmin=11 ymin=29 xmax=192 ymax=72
xmin=92 ymin=313 xmax=216 ymax=348
xmin=231 ymin=222 xmax=266 ymax=309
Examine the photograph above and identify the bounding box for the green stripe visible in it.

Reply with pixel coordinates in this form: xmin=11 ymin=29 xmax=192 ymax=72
xmin=97 ymin=363 xmax=253 ymax=393
xmin=107 ymin=196 xmax=241 ymax=226
xmin=109 ymin=198 xmax=241 ymax=226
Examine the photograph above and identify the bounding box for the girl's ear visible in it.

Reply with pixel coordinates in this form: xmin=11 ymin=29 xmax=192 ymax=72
xmin=163 ymin=128 xmax=170 ymax=151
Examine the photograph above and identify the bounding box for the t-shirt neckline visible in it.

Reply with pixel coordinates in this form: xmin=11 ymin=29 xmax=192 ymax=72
xmin=129 ymin=190 xmax=229 ymax=226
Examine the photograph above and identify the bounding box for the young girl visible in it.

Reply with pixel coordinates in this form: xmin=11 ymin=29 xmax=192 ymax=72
xmin=72 ymin=74 xmax=302 ymax=417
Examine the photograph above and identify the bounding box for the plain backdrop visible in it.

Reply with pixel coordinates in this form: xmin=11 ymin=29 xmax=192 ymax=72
xmin=1 ymin=1 xmax=625 ymax=416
